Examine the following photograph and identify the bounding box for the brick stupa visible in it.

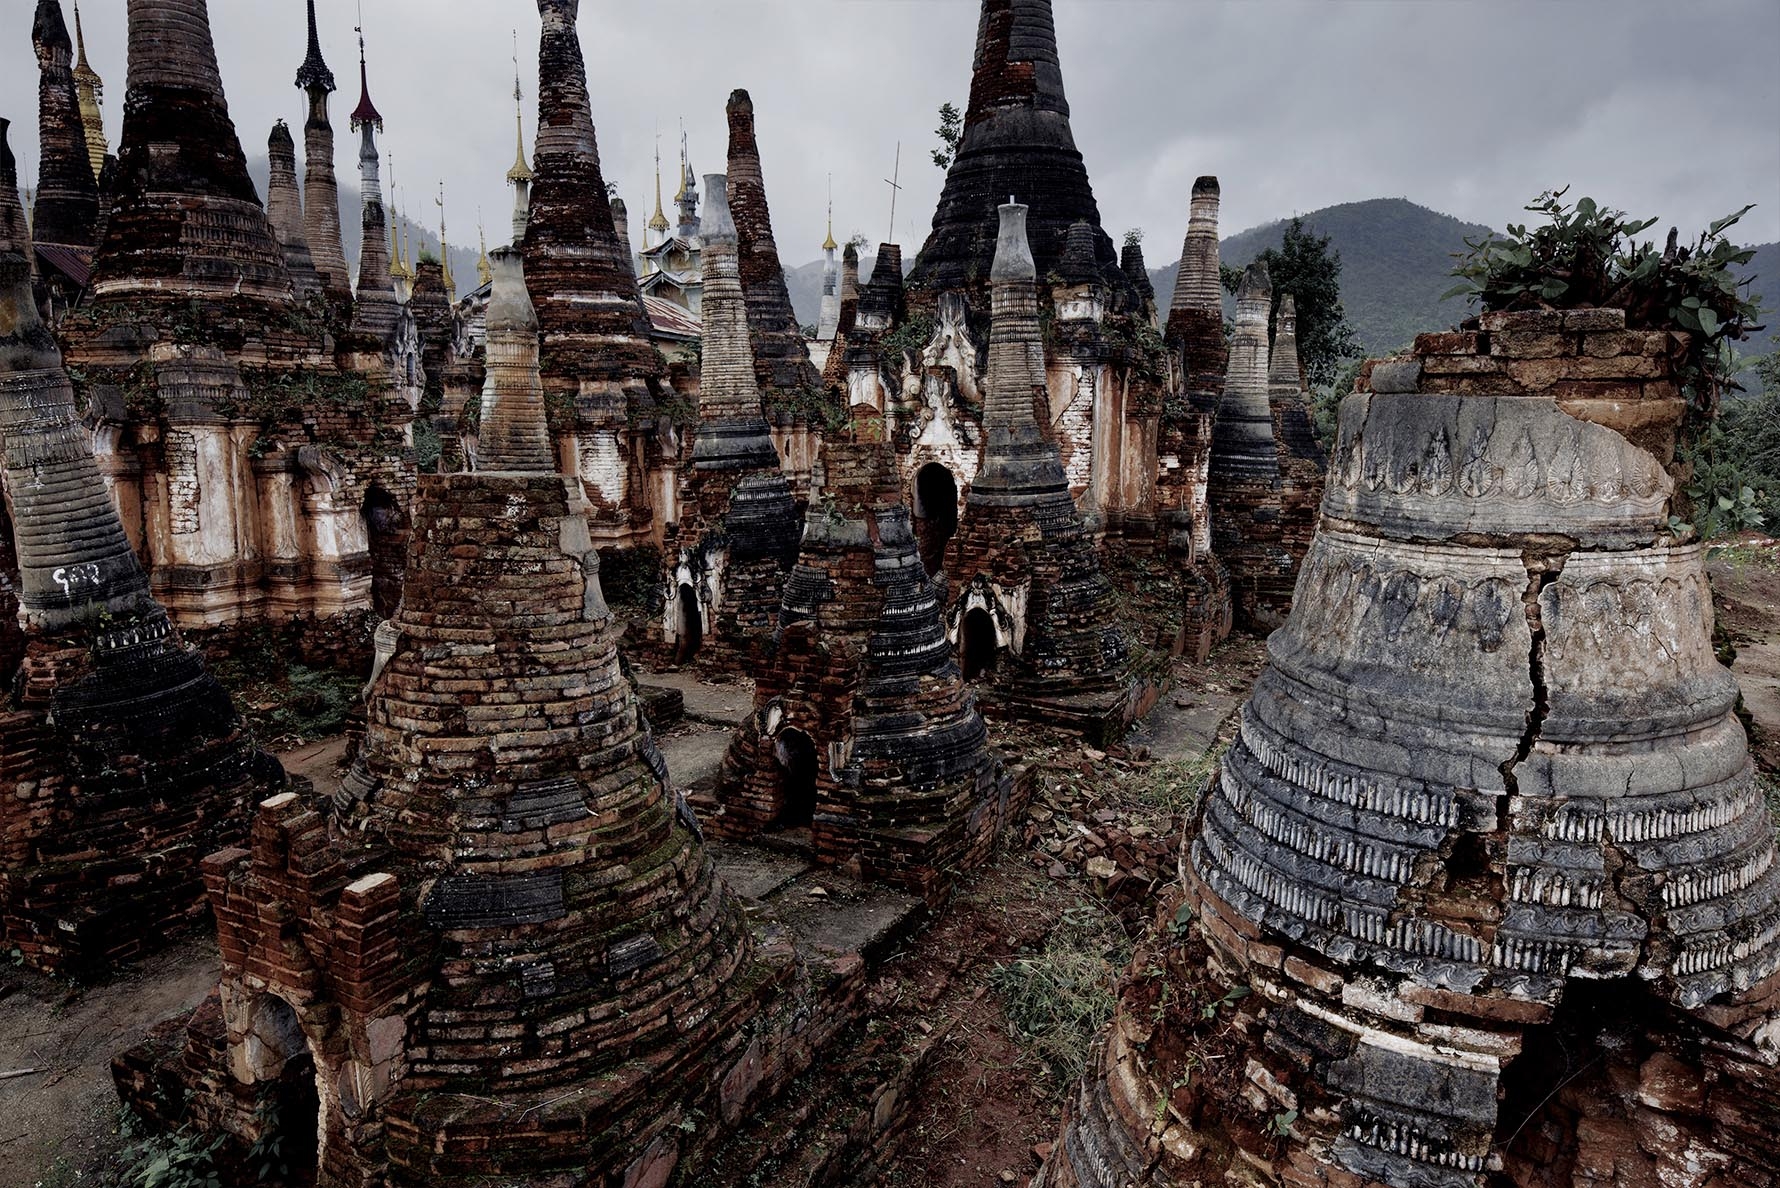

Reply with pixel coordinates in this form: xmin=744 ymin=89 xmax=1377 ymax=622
xmin=944 ymin=202 xmax=1147 ymax=741
xmin=31 ymin=0 xmax=100 ymax=253
xmin=0 ymin=166 xmax=281 ymax=974
xmin=87 ymin=0 xmax=292 ymax=310
xmin=659 ymin=174 xmax=800 ymax=668
xmin=115 ymin=247 xmax=795 ymax=1186
xmin=523 ymin=0 xmax=668 ymax=544
xmin=1042 ymin=311 xmax=1780 ymax=1188
xmin=706 ymin=417 xmax=1010 ymax=904
xmin=1208 ymin=261 xmax=1298 ymax=629
xmin=906 ymin=0 xmax=1137 ymax=312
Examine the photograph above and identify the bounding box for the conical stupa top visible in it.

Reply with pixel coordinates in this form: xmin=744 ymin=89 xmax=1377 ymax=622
xmin=506 ymin=49 xmax=532 ymax=184
xmin=476 ymin=223 xmax=492 ymax=287
xmin=647 ymin=141 xmax=670 ymax=233
xmin=71 ymin=0 xmax=98 ymax=86
xmin=1268 ymin=294 xmax=1302 ymax=388
xmin=70 ymin=0 xmax=106 ymax=180
xmin=296 ymin=0 xmax=335 ymax=93
xmin=822 ymin=191 xmax=837 ymax=252
xmin=438 ymin=184 xmax=454 ymax=294
xmin=350 ymin=33 xmax=381 ymax=131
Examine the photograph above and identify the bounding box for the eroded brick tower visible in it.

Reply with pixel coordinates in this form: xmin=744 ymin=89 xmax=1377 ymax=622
xmin=659 ymin=174 xmax=800 ymax=669
xmin=1042 ymin=313 xmax=1780 ymax=1188
xmin=522 ymin=0 xmax=668 ymax=546
xmin=0 ymin=157 xmax=281 ymax=975
xmin=944 ymin=202 xmax=1147 ymax=742
xmin=707 ymin=416 xmax=1010 ymax=903
xmin=117 ymin=248 xmax=790 ymax=1187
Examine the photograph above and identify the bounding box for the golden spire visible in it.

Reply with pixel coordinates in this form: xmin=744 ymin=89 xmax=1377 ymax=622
xmin=822 ymin=174 xmax=837 ymax=252
xmin=506 ymin=31 xmax=533 ymax=185
xmin=71 ymin=0 xmax=106 ymax=182
xmin=477 ymin=219 xmax=492 ymax=288
xmin=436 ymin=181 xmax=454 ymax=295
xmin=647 ymin=132 xmax=670 ymax=236
xmin=672 ymin=120 xmax=686 ymax=203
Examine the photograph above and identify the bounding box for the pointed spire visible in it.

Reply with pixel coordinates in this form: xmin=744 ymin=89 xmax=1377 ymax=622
xmin=436 ymin=181 xmax=454 ymax=296
xmin=908 ymin=0 xmax=1133 ymax=306
xmin=350 ymin=22 xmax=382 ymax=132
xmin=297 ymin=0 xmax=350 ymax=302
xmin=296 ymin=0 xmax=336 ymax=93
xmin=647 ymin=135 xmax=670 ymax=238
xmin=91 ymin=0 xmax=291 ymax=306
xmin=1168 ymin=175 xmax=1223 ymax=328
xmin=70 ymin=0 xmax=106 ymax=181
xmin=822 ymin=178 xmax=838 ymax=253
xmin=266 ymin=120 xmax=321 ymax=298
xmin=1210 ymin=261 xmax=1277 ymax=480
xmin=32 ymin=0 xmax=100 ymax=249
xmin=477 ymin=221 xmax=492 ymax=287
xmin=505 ymin=31 xmax=533 ymax=185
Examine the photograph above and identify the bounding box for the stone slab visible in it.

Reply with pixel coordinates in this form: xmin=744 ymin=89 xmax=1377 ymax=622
xmin=634 ymin=670 xmax=754 ymax=726
xmin=709 ymin=841 xmax=812 ymax=900
xmin=763 ymin=872 xmax=925 ymax=963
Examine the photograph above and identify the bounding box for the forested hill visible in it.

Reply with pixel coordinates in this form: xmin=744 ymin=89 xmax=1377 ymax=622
xmin=1149 ymin=198 xmax=1494 ymax=357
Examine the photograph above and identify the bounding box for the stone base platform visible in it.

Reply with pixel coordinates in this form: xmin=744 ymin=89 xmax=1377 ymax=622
xmin=978 ymin=674 xmax=1166 ymax=748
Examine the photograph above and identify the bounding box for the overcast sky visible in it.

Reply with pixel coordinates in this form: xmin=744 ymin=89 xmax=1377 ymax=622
xmin=3 ymin=0 xmax=1777 ymax=267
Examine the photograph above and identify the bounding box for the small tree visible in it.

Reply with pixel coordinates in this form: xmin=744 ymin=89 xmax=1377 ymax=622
xmin=931 ymin=102 xmax=963 ymax=170
xmin=1256 ymin=218 xmax=1363 ymax=390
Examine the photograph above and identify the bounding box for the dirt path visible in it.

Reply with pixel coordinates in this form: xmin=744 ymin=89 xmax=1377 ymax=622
xmin=0 ymin=936 xmax=220 ymax=1188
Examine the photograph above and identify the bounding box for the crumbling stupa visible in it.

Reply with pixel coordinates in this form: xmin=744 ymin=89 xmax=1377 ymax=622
xmin=706 ymin=415 xmax=1009 ymax=904
xmin=944 ymin=202 xmax=1148 ymax=741
xmin=58 ymin=0 xmax=416 ymax=628
xmin=116 ymin=247 xmax=797 ymax=1186
xmin=1156 ymin=175 xmax=1233 ymax=658
xmin=1042 ymin=311 xmax=1780 ymax=1188
xmin=0 ymin=156 xmax=281 ymax=975
xmin=523 ymin=0 xmax=669 ymax=547
xmin=295 ymin=0 xmax=352 ymax=303
xmin=659 ymin=174 xmax=801 ymax=668
xmin=30 ymin=0 xmax=100 ymax=257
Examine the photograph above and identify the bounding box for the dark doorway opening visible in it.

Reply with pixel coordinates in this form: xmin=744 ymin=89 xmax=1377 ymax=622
xmin=254 ymin=997 xmax=319 ymax=1187
xmin=961 ymin=607 xmax=998 ymax=681
xmin=674 ymin=583 xmax=702 ymax=665
xmin=362 ymin=486 xmax=406 ymax=619
xmin=912 ymin=463 xmax=959 ymax=577
xmin=772 ymin=728 xmax=819 ymax=829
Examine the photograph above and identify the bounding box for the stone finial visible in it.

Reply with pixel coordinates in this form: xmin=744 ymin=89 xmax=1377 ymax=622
xmin=692 ymin=172 xmax=774 ymax=458
xmin=1056 ymin=220 xmax=1100 ymax=286
xmin=266 ymin=121 xmax=321 ymax=299
xmin=476 ymin=246 xmax=553 ymax=472
xmin=1168 ymin=173 xmax=1223 ymax=328
xmin=840 ymin=241 xmax=860 ymax=303
xmin=1120 ymin=238 xmax=1154 ymax=303
xmin=1267 ymin=293 xmax=1301 ymax=389
xmin=296 ymin=0 xmax=350 ymax=302
xmin=32 ymin=0 xmax=100 ymax=250
xmin=71 ymin=0 xmax=107 ymax=180
xmin=978 ymin=202 xmax=1052 ymax=461
xmin=295 ymin=0 xmax=335 ymax=93
xmin=1235 ymin=260 xmax=1270 ymax=324
xmin=610 ymin=196 xmax=630 ymax=264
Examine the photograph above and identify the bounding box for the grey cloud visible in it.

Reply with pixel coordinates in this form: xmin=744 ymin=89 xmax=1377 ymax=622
xmin=2 ymin=0 xmax=1775 ymax=283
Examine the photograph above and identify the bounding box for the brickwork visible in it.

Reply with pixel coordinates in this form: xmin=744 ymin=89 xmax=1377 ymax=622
xmin=0 ymin=244 xmax=280 ymax=977
xmin=944 ymin=203 xmax=1150 ymax=742
xmin=659 ymin=174 xmax=799 ymax=670
xmin=31 ymin=0 xmax=99 ymax=251
xmin=706 ymin=431 xmax=1010 ymax=904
